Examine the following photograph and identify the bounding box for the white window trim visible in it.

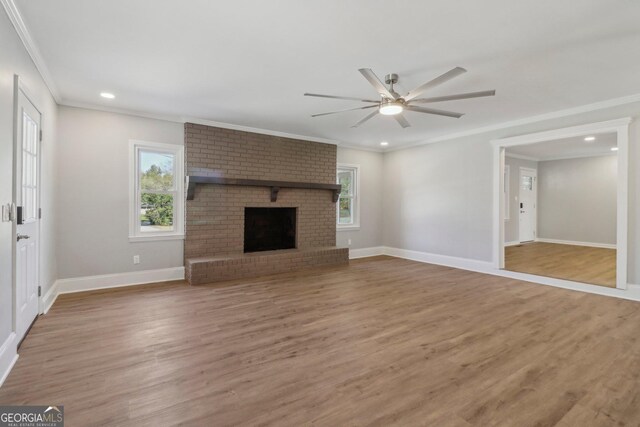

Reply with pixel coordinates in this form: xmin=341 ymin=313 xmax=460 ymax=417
xmin=504 ymin=165 xmax=510 ymax=220
xmin=336 ymin=163 xmax=360 ymax=231
xmin=129 ymin=140 xmax=184 ymax=242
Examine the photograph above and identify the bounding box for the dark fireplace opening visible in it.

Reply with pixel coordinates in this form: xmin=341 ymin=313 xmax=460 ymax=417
xmin=244 ymin=207 xmax=296 ymax=253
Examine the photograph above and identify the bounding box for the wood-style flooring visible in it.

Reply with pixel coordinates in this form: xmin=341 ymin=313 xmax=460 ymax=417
xmin=1 ymin=256 xmax=639 ymax=426
xmin=506 ymin=242 xmax=616 ymax=288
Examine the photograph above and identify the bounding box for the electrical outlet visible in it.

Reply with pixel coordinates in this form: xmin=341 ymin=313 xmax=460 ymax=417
xmin=133 ymin=255 xmax=140 ymax=264
xmin=348 ymin=239 xmax=352 ymax=246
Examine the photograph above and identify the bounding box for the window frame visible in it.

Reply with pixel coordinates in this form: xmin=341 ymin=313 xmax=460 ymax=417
xmin=129 ymin=140 xmax=184 ymax=242
xmin=336 ymin=163 xmax=360 ymax=231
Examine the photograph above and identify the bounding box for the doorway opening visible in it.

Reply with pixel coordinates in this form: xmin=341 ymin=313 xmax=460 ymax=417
xmin=493 ymin=118 xmax=629 ymax=290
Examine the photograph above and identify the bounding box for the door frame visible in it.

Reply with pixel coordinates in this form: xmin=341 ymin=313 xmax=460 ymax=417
xmin=518 ymin=167 xmax=538 ymax=243
xmin=12 ymin=75 xmax=43 ymax=336
xmin=492 ymin=117 xmax=631 ymax=290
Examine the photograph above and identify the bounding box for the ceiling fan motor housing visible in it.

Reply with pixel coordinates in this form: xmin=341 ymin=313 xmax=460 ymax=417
xmin=384 ymin=73 xmax=399 ymax=85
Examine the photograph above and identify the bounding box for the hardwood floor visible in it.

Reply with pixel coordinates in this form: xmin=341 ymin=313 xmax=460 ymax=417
xmin=2 ymin=256 xmax=640 ymax=426
xmin=506 ymin=242 xmax=617 ymax=288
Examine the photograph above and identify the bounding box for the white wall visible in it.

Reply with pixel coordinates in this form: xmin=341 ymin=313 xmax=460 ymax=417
xmin=336 ymin=148 xmax=384 ymax=250
xmin=504 ymin=156 xmax=538 ymax=243
xmin=383 ymin=101 xmax=640 ymax=285
xmin=0 ymin=10 xmax=58 ymax=381
xmin=56 ymin=106 xmax=184 ymax=279
xmin=538 ymin=155 xmax=617 ymax=245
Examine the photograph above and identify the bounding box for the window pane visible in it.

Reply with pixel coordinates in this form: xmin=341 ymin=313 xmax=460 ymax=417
xmin=338 ymin=170 xmax=353 ymax=196
xmin=140 ymin=151 xmax=175 ymax=191
xmin=338 ymin=197 xmax=352 ymax=224
xmin=521 ymin=175 xmax=533 ymax=191
xmin=140 ymin=193 xmax=174 ymax=232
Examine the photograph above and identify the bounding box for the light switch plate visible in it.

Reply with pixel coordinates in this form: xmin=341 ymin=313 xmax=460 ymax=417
xmin=1 ymin=204 xmax=11 ymax=222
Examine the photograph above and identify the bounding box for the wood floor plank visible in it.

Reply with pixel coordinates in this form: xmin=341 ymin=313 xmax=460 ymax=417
xmin=505 ymin=242 xmax=616 ymax=287
xmin=0 ymin=256 xmax=639 ymax=426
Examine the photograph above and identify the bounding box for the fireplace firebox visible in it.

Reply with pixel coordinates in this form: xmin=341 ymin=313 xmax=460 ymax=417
xmin=244 ymin=207 xmax=296 ymax=253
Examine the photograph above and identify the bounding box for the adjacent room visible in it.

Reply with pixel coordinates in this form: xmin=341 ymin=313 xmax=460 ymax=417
xmin=503 ymin=133 xmax=619 ymax=287
xmin=1 ymin=1 xmax=640 ymax=425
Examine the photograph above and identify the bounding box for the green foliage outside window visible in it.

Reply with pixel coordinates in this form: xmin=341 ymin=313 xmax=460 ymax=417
xmin=140 ymin=163 xmax=174 ymax=227
xmin=141 ymin=193 xmax=173 ymax=226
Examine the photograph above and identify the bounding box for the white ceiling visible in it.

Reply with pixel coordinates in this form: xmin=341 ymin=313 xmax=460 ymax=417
xmin=507 ymin=132 xmax=617 ymax=161
xmin=13 ymin=0 xmax=640 ymax=149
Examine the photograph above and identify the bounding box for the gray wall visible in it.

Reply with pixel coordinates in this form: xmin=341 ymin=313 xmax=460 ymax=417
xmin=538 ymin=155 xmax=617 ymax=245
xmin=504 ymin=156 xmax=538 ymax=243
xmin=383 ymin=101 xmax=640 ymax=284
xmin=55 ymin=109 xmax=384 ymax=277
xmin=56 ymin=106 xmax=184 ymax=279
xmin=336 ymin=148 xmax=384 ymax=250
xmin=0 ymin=11 xmax=58 ymax=371
xmin=382 ymin=137 xmax=493 ymax=261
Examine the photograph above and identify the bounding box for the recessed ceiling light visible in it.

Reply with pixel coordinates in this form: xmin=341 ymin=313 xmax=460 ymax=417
xmin=611 ymin=147 xmax=619 ymax=151
xmin=584 ymin=136 xmax=596 ymax=142
xmin=380 ymin=141 xmax=389 ymax=146
xmin=100 ymin=92 xmax=115 ymax=99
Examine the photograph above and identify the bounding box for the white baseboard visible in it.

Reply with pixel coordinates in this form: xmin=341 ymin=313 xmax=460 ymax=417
xmin=535 ymin=238 xmax=616 ymax=250
xmin=0 ymin=333 xmax=18 ymax=389
xmin=42 ymin=281 xmax=59 ymax=314
xmin=504 ymin=241 xmax=520 ymax=247
xmin=349 ymin=246 xmax=385 ymax=259
xmin=54 ymin=266 xmax=185 ymax=296
xmin=383 ymin=246 xmax=494 ymax=274
xmin=40 ymin=266 xmax=184 ymax=312
xmin=379 ymin=246 xmax=640 ymax=302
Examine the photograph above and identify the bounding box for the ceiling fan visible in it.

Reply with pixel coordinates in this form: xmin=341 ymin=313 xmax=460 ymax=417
xmin=304 ymin=67 xmax=495 ymax=128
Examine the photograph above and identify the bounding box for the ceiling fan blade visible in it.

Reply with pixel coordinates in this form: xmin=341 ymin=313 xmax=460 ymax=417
xmin=411 ymin=90 xmax=496 ymax=104
xmin=405 ymin=105 xmax=464 ymax=118
xmin=311 ymin=104 xmax=378 ymax=117
xmin=394 ymin=114 xmax=411 ymax=128
xmin=358 ymin=68 xmax=396 ymax=99
xmin=351 ymin=110 xmax=379 ymax=128
xmin=404 ymin=67 xmax=467 ymax=101
xmin=304 ymin=93 xmax=380 ymax=103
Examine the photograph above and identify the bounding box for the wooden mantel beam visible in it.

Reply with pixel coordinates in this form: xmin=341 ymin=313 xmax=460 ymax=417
xmin=186 ymin=176 xmax=341 ymax=202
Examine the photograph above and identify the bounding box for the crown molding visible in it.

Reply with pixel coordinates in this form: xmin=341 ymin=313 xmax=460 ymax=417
xmin=505 ymin=152 xmax=538 ymax=162
xmin=506 ymin=150 xmax=617 ymax=162
xmin=1 ymin=0 xmax=61 ymax=103
xmin=536 ymin=151 xmax=617 ymax=162
xmin=60 ymin=100 xmax=384 ymax=153
xmin=387 ymin=94 xmax=640 ymax=152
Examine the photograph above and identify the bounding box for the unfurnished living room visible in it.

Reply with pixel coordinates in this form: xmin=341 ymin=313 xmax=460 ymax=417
xmin=1 ymin=1 xmax=640 ymax=426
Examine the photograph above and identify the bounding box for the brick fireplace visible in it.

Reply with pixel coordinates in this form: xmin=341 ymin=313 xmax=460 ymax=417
xmin=184 ymin=123 xmax=348 ymax=285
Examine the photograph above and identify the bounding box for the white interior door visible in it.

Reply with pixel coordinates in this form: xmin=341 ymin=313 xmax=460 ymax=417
xmin=15 ymin=89 xmax=41 ymax=343
xmin=518 ymin=167 xmax=537 ymax=243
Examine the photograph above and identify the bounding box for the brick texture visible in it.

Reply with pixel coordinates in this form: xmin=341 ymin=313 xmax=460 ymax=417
xmin=184 ymin=123 xmax=347 ymax=284
xmin=186 ymin=247 xmax=349 ymax=285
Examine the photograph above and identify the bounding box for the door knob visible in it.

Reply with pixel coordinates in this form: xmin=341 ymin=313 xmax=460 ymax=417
xmin=17 ymin=233 xmax=30 ymax=241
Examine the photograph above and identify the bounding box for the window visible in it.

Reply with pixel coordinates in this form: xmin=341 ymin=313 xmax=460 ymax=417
xmin=129 ymin=140 xmax=184 ymax=242
xmin=504 ymin=165 xmax=510 ymax=220
xmin=336 ymin=164 xmax=360 ymax=230
xmin=521 ymin=175 xmax=533 ymax=191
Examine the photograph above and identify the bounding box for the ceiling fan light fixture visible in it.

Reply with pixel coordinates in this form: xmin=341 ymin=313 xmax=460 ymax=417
xmin=379 ymin=101 xmax=404 ymax=116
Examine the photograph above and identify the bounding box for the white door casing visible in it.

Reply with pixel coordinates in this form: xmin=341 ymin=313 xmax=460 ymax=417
xmin=518 ymin=167 xmax=537 ymax=243
xmin=492 ymin=117 xmax=630 ymax=290
xmin=15 ymin=87 xmax=41 ymax=343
